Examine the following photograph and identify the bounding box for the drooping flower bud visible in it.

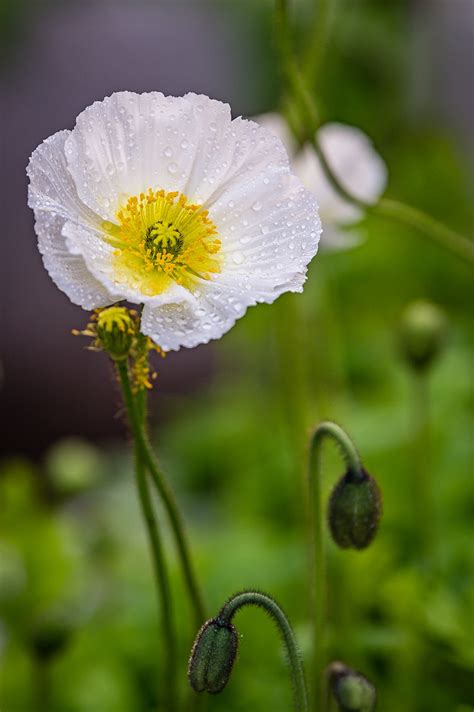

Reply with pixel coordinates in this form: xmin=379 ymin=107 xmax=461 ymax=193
xmin=95 ymin=306 xmax=137 ymax=361
xmin=399 ymin=300 xmax=447 ymax=372
xmin=328 ymin=661 xmax=376 ymax=712
xmin=188 ymin=618 xmax=238 ymax=694
xmin=328 ymin=468 xmax=382 ymax=549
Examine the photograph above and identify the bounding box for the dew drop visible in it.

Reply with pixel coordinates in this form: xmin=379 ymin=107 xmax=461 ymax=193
xmin=232 ymin=251 xmax=245 ymax=265
xmin=168 ymin=162 xmax=178 ymax=174
xmin=163 ymin=146 xmax=173 ymax=158
xmin=252 ymin=200 xmax=262 ymax=212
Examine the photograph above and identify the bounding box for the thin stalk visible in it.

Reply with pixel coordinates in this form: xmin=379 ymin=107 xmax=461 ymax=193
xmin=307 ymin=422 xmax=363 ymax=711
xmin=303 ymin=0 xmax=331 ymax=89
xmin=274 ymin=0 xmax=474 ymax=266
xmin=411 ymin=371 xmax=434 ymax=564
xmin=134 ymin=438 xmax=177 ymax=710
xmin=132 ymin=381 xmax=177 ymax=710
xmin=218 ymin=591 xmax=308 ymax=712
xmin=32 ymin=656 xmax=50 ymax=712
xmin=117 ymin=361 xmax=205 ymax=627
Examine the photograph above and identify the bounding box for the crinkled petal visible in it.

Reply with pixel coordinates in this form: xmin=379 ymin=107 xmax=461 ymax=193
xmin=27 ymin=129 xmax=102 ymax=230
xmin=27 ymin=131 xmax=113 ymax=308
xmin=34 ymin=211 xmax=112 ymax=309
xmin=64 ymin=92 xmax=290 ymax=221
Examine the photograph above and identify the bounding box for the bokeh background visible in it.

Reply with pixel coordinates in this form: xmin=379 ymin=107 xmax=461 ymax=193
xmin=1 ymin=0 xmax=473 ymax=710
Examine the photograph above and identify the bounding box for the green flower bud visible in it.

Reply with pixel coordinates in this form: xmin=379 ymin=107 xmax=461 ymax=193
xmin=399 ymin=300 xmax=447 ymax=372
xmin=328 ymin=469 xmax=382 ymax=549
xmin=188 ymin=618 xmax=238 ymax=694
xmin=96 ymin=306 xmax=137 ymax=361
xmin=328 ymin=662 xmax=376 ymax=712
xmin=29 ymin=609 xmax=74 ymax=661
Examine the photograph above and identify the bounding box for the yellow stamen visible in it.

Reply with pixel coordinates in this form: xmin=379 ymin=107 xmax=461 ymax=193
xmin=102 ymin=189 xmax=221 ymax=296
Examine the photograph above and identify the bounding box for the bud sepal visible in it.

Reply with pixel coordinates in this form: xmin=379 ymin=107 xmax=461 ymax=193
xmin=328 ymin=468 xmax=382 ymax=550
xmin=188 ymin=618 xmax=238 ymax=694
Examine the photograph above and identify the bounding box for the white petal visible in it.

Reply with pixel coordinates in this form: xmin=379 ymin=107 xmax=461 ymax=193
xmin=27 ymin=129 xmax=101 ymax=230
xmin=319 ymin=225 xmax=364 ymax=252
xmin=209 ymin=171 xmax=320 ymax=295
xmin=34 ymin=211 xmax=112 ymax=309
xmin=64 ymin=92 xmax=290 ymax=221
xmin=27 ymin=131 xmax=113 ymax=308
xmin=141 ymin=282 xmax=240 ymax=352
xmin=294 ymin=122 xmax=387 ymax=227
xmin=252 ymin=112 xmax=298 ymax=157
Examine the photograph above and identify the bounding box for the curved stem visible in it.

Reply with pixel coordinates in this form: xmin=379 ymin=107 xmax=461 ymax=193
xmin=117 ymin=360 xmax=206 ymax=627
xmin=310 ymin=421 xmax=363 ymax=481
xmin=218 ymin=591 xmax=308 ymax=712
xmin=274 ymin=0 xmax=474 ymax=266
xmin=307 ymin=422 xmax=363 ymax=711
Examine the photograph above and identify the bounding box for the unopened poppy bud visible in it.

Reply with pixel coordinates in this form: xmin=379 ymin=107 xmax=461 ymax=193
xmin=96 ymin=306 xmax=137 ymax=361
xmin=29 ymin=609 xmax=74 ymax=661
xmin=328 ymin=468 xmax=382 ymax=549
xmin=399 ymin=300 xmax=447 ymax=372
xmin=188 ymin=618 xmax=238 ymax=694
xmin=328 ymin=661 xmax=376 ymax=712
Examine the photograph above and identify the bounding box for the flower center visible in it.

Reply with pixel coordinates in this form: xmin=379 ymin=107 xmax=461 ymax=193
xmin=102 ymin=189 xmax=221 ymax=296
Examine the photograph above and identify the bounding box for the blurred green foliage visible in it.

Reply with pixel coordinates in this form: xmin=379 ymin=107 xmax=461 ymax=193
xmin=1 ymin=0 xmax=473 ymax=710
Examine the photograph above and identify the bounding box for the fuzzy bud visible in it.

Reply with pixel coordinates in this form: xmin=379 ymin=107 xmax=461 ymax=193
xmin=188 ymin=618 xmax=238 ymax=694
xmin=96 ymin=306 xmax=136 ymax=361
xmin=399 ymin=300 xmax=447 ymax=372
xmin=328 ymin=468 xmax=382 ymax=549
xmin=328 ymin=662 xmax=376 ymax=711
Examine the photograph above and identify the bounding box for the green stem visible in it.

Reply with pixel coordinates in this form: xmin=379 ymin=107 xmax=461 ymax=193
xmin=134 ymin=434 xmax=177 ymax=710
xmin=307 ymin=422 xmax=363 ymax=711
xmin=274 ymin=0 xmax=474 ymax=266
xmin=218 ymin=591 xmax=308 ymax=712
xmin=117 ymin=361 xmax=206 ymax=627
xmin=32 ymin=656 xmax=50 ymax=712
xmin=411 ymin=371 xmax=434 ymax=564
xmin=303 ymin=0 xmax=331 ymax=88
xmin=370 ymin=198 xmax=474 ymax=265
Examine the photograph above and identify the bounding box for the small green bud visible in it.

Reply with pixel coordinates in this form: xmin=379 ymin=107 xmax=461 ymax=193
xmin=328 ymin=662 xmax=376 ymax=712
xmin=188 ymin=618 xmax=238 ymax=694
xmin=96 ymin=306 xmax=137 ymax=361
xmin=29 ymin=609 xmax=74 ymax=660
xmin=328 ymin=469 xmax=382 ymax=549
xmin=399 ymin=300 xmax=447 ymax=372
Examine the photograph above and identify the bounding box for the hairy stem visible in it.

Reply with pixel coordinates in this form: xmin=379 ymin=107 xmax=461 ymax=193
xmin=307 ymin=422 xmax=363 ymax=710
xmin=218 ymin=591 xmax=308 ymax=712
xmin=117 ymin=361 xmax=205 ymax=628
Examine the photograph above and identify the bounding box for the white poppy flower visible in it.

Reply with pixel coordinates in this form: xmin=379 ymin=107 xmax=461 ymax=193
xmin=255 ymin=113 xmax=387 ymax=250
xmin=28 ymin=93 xmax=320 ymax=351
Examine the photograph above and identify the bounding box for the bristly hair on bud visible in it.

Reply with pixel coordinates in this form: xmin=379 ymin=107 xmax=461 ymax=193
xmin=399 ymin=300 xmax=447 ymax=372
xmin=328 ymin=661 xmax=377 ymax=712
xmin=188 ymin=590 xmax=308 ymax=711
xmin=328 ymin=468 xmax=382 ymax=550
xmin=188 ymin=618 xmax=238 ymax=694
xmin=72 ymin=306 xmax=165 ymax=391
